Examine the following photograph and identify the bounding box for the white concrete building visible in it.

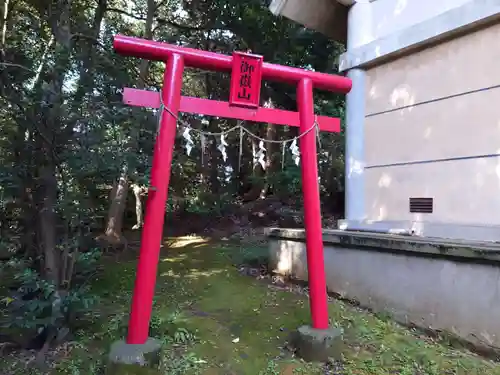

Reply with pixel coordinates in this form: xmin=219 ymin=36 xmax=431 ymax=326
xmin=270 ymin=0 xmax=500 ymax=241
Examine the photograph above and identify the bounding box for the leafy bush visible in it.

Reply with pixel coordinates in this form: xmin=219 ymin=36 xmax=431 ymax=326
xmin=0 ymin=249 xmax=101 ymax=348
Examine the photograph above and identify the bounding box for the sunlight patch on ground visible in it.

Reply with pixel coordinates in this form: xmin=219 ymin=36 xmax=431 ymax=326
xmin=161 ymin=253 xmax=188 ymax=262
xmin=159 ymin=269 xmax=182 ymax=278
xmin=4 ymin=239 xmax=497 ymax=375
xmin=184 ymin=268 xmax=226 ymax=279
xmin=165 ymin=236 xmax=209 ymax=248
xmin=146 ymin=241 xmax=500 ymax=374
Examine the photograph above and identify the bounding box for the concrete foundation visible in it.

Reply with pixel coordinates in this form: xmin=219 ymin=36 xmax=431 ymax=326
xmin=291 ymin=325 xmax=345 ymax=362
xmin=266 ymin=228 xmax=500 ymax=350
xmin=339 ymin=219 xmax=500 ymax=243
xmin=107 ymin=338 xmax=162 ymax=375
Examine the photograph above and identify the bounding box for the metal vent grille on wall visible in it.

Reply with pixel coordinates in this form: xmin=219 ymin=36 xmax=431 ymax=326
xmin=409 ymin=197 xmax=433 ymax=213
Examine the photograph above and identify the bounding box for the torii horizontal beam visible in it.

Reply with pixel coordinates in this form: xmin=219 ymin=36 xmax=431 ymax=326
xmin=114 ymin=35 xmax=352 ymax=93
xmin=123 ymin=88 xmax=340 ymax=132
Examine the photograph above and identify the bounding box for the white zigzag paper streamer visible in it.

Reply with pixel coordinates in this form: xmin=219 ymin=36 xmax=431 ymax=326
xmin=290 ymin=139 xmax=300 ymax=165
xmin=182 ymin=127 xmax=194 ymax=156
xmin=217 ymin=134 xmax=229 ymax=162
xmin=256 ymin=140 xmax=266 ymax=170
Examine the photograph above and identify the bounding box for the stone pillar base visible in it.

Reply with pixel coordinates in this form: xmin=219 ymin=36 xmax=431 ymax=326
xmin=107 ymin=338 xmax=162 ymax=375
xmin=291 ymin=325 xmax=345 ymax=362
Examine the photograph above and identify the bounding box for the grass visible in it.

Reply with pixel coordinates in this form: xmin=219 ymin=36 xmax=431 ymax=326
xmin=2 ymin=236 xmax=500 ymax=374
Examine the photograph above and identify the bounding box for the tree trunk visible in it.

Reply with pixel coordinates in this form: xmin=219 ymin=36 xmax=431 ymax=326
xmin=208 ymin=120 xmax=220 ymax=195
xmin=202 ymin=68 xmax=221 ymax=196
xmin=198 ymin=119 xmax=211 ymax=188
xmin=33 ymin=0 xmax=73 ymax=284
xmin=102 ymin=170 xmax=129 ymax=244
xmin=131 ymin=183 xmax=145 ymax=230
xmin=101 ymin=0 xmax=155 ymax=243
xmin=37 ymin=157 xmax=59 ymax=285
xmin=259 ymin=98 xmax=277 ymax=199
xmin=73 ymin=0 xmax=107 ymax=104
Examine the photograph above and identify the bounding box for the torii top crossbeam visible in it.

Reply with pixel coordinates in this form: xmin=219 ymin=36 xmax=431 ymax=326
xmin=113 ymin=35 xmax=352 ymax=93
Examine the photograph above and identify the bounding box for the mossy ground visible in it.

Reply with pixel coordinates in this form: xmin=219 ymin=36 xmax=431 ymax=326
xmin=2 ymin=237 xmax=500 ymax=374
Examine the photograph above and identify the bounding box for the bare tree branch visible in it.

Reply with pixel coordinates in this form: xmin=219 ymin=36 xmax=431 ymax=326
xmin=106 ymin=7 xmax=146 ymax=21
xmin=70 ymin=33 xmax=107 ymax=49
xmin=0 ymin=62 xmax=36 ymax=73
xmin=106 ymin=7 xmax=208 ymax=31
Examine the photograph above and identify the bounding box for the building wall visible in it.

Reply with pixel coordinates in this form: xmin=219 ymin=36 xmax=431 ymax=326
xmin=269 ymin=232 xmax=500 ymax=349
xmin=364 ymin=22 xmax=500 ymax=223
xmin=269 ymin=0 xmax=500 ymax=234
xmin=349 ymin=0 xmax=471 ymax=48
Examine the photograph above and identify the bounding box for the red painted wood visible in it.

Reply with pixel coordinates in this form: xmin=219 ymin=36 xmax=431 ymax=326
xmin=297 ymin=78 xmax=329 ymax=329
xmin=228 ymin=52 xmax=263 ymax=109
xmin=114 ymin=34 xmax=354 ymax=338
xmin=123 ymin=88 xmax=340 ymax=133
xmin=114 ymin=35 xmax=352 ymax=94
xmin=126 ymin=55 xmax=185 ymax=344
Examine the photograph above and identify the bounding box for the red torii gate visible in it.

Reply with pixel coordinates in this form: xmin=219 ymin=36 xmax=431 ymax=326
xmin=113 ymin=35 xmax=352 ymax=345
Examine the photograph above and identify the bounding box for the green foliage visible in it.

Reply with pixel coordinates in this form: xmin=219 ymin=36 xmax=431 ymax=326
xmin=2 ymin=240 xmax=498 ymax=374
xmin=1 ymin=0 xmax=346 ymax=362
xmin=267 ymin=167 xmax=302 ymax=199
xmin=0 ymin=249 xmax=101 ymax=343
xmin=259 ymin=360 xmax=280 ymax=375
xmin=161 ymin=351 xmax=206 ymax=375
xmin=150 ymin=311 xmax=198 ymax=345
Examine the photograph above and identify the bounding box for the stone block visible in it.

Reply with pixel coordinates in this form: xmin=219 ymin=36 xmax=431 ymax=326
xmin=291 ymin=325 xmax=345 ymax=362
xmin=107 ymin=338 xmax=162 ymax=375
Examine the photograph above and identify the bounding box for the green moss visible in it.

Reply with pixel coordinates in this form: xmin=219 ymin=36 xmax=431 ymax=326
xmin=148 ymin=241 xmax=317 ymax=374
xmin=106 ymin=363 xmax=161 ymax=375
xmin=4 ymin=237 xmax=499 ymax=375
xmin=124 ymin=238 xmax=499 ymax=375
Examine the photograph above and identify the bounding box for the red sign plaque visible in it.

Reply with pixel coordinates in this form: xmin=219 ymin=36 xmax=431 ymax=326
xmin=229 ymin=51 xmax=263 ymax=109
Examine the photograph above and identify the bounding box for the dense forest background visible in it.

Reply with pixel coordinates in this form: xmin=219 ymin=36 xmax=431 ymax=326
xmin=0 ymin=0 xmax=346 ymax=363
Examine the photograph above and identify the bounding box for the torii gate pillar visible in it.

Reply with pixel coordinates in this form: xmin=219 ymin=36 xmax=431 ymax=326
xmin=110 ymin=35 xmax=352 ymax=363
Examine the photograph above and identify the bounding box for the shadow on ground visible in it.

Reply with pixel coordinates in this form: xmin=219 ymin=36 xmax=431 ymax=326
xmin=93 ymin=237 xmax=500 ymax=375
xmin=3 ymin=237 xmax=499 ymax=374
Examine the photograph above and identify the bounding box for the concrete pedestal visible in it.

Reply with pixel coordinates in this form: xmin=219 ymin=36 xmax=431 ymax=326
xmin=291 ymin=325 xmax=345 ymax=362
xmin=107 ymin=338 xmax=162 ymax=375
